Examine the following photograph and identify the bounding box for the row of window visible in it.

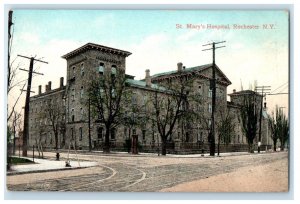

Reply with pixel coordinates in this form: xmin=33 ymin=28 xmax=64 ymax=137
xmin=98 ymin=63 xmax=117 ymax=75
xmin=72 ymin=63 xmax=85 ymax=78
xmin=69 ymin=127 xmax=116 ymax=141
xmin=71 ymin=86 xmax=84 ymax=101
xmin=198 ymin=84 xmax=224 ymax=98
xmin=70 ymin=108 xmax=84 ymax=122
xmin=29 ymin=115 xmax=66 ymax=128
xmin=30 ymin=98 xmax=66 ymax=113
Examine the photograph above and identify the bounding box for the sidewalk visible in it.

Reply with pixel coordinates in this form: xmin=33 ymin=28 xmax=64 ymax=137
xmin=70 ymin=149 xmax=270 ymax=158
xmin=7 ymin=157 xmax=98 ymax=175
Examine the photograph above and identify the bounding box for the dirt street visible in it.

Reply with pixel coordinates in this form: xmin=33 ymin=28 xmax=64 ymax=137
xmin=160 ymin=157 xmax=288 ymax=192
xmin=7 ymin=151 xmax=288 ymax=192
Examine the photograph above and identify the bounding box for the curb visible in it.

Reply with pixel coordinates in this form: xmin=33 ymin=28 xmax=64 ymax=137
xmin=7 ymin=166 xmax=88 ymax=176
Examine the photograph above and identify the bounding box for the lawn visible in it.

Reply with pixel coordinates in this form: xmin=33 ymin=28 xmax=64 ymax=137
xmin=9 ymin=157 xmax=34 ymax=165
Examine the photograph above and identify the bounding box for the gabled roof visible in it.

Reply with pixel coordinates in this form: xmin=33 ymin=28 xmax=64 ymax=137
xmin=228 ymin=90 xmax=262 ymax=97
xmin=125 ymin=79 xmax=166 ymax=91
xmin=61 ymin=43 xmax=132 ymax=59
xmin=151 ymin=63 xmax=231 ymax=85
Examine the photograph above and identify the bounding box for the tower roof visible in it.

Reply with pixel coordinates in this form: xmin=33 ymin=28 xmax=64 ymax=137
xmin=61 ymin=42 xmax=132 ymax=59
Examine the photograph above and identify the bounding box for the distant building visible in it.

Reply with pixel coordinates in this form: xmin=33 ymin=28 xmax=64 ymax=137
xmin=28 ymin=43 xmax=271 ymax=153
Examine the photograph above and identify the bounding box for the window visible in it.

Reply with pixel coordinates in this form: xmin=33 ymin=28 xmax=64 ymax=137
xmin=198 ymin=132 xmax=203 ymax=142
xmin=198 ymin=84 xmax=203 ymax=95
xmin=219 ymin=89 xmax=223 ymax=99
xmin=99 ymin=62 xmax=105 ymax=74
xmin=80 ymin=108 xmax=84 ymax=120
xmin=71 ymin=128 xmax=74 ymax=140
xmin=132 ymin=94 xmax=137 ymax=105
xmin=208 ymin=119 xmax=212 ymax=128
xmin=80 ymin=63 xmax=84 ymax=76
xmin=72 ymin=66 xmax=75 ymax=77
xmin=111 ymin=65 xmax=117 ymax=75
xmin=111 ymin=128 xmax=116 ymax=140
xmin=79 ymin=127 xmax=83 ymax=141
xmin=208 ymin=88 xmax=212 ymax=98
xmin=80 ymin=86 xmax=84 ymax=98
xmin=97 ymin=127 xmax=103 ymax=140
xmin=132 ymin=129 xmax=136 ymax=135
xmin=111 ymin=88 xmax=115 ymax=98
xmin=71 ymin=109 xmax=75 ymax=122
xmin=208 ymin=104 xmax=212 ymax=113
xmin=71 ymin=88 xmax=75 ymax=101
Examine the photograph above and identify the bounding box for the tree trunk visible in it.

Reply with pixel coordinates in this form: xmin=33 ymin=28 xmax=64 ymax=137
xmin=103 ymin=127 xmax=110 ymax=153
xmin=273 ymin=140 xmax=277 ymax=151
xmin=248 ymin=143 xmax=254 ymax=153
xmin=161 ymin=137 xmax=167 ymax=156
xmin=55 ymin=132 xmax=58 ymax=151
xmin=217 ymin=134 xmax=220 ymax=156
xmin=280 ymin=142 xmax=284 ymax=151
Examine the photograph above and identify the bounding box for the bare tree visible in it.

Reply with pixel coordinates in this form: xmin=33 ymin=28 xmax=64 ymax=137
xmin=150 ymin=77 xmax=192 ymax=155
xmin=240 ymin=93 xmax=259 ymax=153
xmin=216 ymin=109 xmax=235 ymax=155
xmin=7 ymin=11 xmax=26 ymax=122
xmin=88 ymin=69 xmax=129 ymax=153
xmin=11 ymin=110 xmax=22 ymax=155
xmin=268 ymin=106 xmax=289 ymax=151
xmin=41 ymin=98 xmax=66 ymax=151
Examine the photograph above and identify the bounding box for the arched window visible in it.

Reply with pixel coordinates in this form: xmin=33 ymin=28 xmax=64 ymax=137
xmin=80 ymin=86 xmax=84 ymax=98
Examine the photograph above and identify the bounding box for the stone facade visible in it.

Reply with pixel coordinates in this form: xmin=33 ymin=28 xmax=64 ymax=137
xmin=28 ymin=43 xmax=272 ymax=153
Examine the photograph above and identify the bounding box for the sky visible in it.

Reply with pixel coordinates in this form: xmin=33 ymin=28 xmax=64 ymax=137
xmin=8 ymin=10 xmax=289 ymax=117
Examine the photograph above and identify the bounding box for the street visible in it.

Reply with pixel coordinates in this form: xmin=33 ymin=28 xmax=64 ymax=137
xmin=7 ymin=151 xmax=288 ymax=192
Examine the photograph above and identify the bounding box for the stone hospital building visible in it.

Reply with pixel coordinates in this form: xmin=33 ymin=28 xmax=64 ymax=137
xmin=28 ymin=43 xmax=271 ymax=153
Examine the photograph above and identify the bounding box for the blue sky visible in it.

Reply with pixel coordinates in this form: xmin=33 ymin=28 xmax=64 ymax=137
xmin=10 ymin=10 xmax=289 ymax=114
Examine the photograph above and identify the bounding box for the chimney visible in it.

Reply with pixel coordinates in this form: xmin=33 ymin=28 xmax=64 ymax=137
xmin=38 ymin=85 xmax=42 ymax=95
xmin=177 ymin=62 xmax=183 ymax=72
xmin=48 ymin=81 xmax=52 ymax=91
xmin=233 ymin=89 xmax=236 ymax=93
xmin=183 ymin=66 xmax=186 ymax=70
xmin=60 ymin=77 xmax=64 ymax=88
xmin=45 ymin=84 xmax=48 ymax=92
xmin=145 ymin=69 xmax=151 ymax=87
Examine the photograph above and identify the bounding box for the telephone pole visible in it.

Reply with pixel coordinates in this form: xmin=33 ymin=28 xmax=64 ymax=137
xmin=88 ymin=98 xmax=92 ymax=152
xmin=255 ymin=85 xmax=271 ymax=153
xmin=202 ymin=41 xmax=226 ymax=156
xmin=18 ymin=55 xmax=47 ymax=156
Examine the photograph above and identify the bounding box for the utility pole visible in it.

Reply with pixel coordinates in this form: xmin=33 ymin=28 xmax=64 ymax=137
xmin=202 ymin=41 xmax=226 ymax=156
xmin=88 ymin=98 xmax=92 ymax=151
xmin=18 ymin=55 xmax=47 ymax=156
xmin=255 ymin=85 xmax=271 ymax=153
xmin=8 ymin=10 xmax=13 ymax=89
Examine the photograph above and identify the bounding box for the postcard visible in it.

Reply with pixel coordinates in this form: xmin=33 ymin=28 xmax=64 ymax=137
xmin=6 ymin=9 xmax=289 ymax=194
